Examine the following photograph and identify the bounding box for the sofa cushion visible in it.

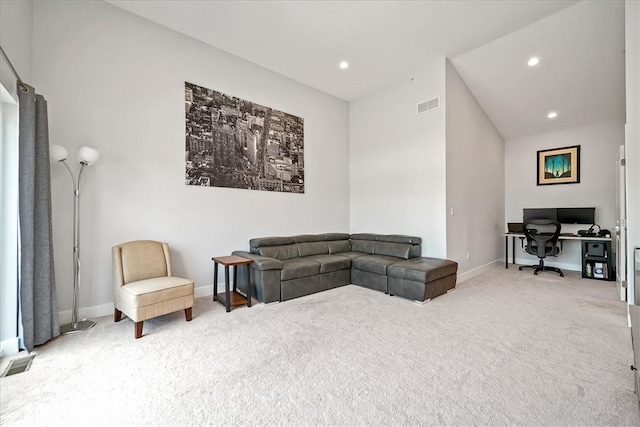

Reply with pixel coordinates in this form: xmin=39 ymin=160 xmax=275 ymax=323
xmin=281 ymin=258 xmax=321 ymax=280
xmin=322 ymin=233 xmax=351 ymax=241
xmin=351 ymin=239 xmax=376 ymax=254
xmin=305 ymin=254 xmax=352 ymax=273
xmin=379 ymin=234 xmax=422 ymax=244
xmin=352 ymin=255 xmax=403 ymax=275
xmin=258 ymin=244 xmax=299 ymax=260
xmin=334 ymin=251 xmax=368 ymax=260
xmin=250 ymin=236 xmax=296 ymax=248
xmin=294 ymin=234 xmax=326 ymax=243
xmin=328 ymin=240 xmax=351 ymax=254
xmin=298 ymin=241 xmax=330 ymax=257
xmin=350 ymin=233 xmax=379 ymax=242
xmin=351 ymin=233 xmax=421 ymax=245
xmin=373 ymin=241 xmax=412 ymax=259
xmin=387 ymin=257 xmax=458 ymax=283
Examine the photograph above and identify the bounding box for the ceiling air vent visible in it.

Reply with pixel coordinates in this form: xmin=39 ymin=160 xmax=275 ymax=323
xmin=417 ymin=97 xmax=440 ymax=115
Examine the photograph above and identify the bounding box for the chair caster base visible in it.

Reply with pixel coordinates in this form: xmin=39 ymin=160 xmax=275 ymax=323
xmin=520 ymin=264 xmax=564 ymax=277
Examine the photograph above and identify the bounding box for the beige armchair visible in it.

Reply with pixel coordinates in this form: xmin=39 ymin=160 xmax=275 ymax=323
xmin=112 ymin=240 xmax=194 ymax=338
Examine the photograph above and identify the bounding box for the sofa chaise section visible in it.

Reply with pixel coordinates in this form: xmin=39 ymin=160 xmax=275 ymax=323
xmin=387 ymin=257 xmax=458 ymax=302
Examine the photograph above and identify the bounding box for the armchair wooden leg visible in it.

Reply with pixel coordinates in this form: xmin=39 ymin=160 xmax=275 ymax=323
xmin=114 ymin=309 xmax=122 ymax=322
xmin=185 ymin=307 xmax=193 ymax=322
xmin=135 ymin=321 xmax=143 ymax=339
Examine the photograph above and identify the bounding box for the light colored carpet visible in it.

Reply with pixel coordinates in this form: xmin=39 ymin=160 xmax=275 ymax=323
xmin=1 ymin=263 xmax=639 ymax=426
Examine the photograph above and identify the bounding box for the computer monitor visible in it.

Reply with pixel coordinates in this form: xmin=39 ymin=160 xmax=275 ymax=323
xmin=523 ymin=208 xmax=557 ymax=223
xmin=557 ymin=207 xmax=595 ymax=224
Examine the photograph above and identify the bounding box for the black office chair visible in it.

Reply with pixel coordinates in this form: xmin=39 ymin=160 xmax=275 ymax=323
xmin=519 ymin=219 xmax=564 ymax=277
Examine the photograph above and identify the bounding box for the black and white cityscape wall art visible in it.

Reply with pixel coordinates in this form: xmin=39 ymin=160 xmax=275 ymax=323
xmin=185 ymin=82 xmax=304 ymax=193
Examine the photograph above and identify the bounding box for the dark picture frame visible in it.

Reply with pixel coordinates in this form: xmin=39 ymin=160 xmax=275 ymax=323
xmin=537 ymin=145 xmax=580 ymax=186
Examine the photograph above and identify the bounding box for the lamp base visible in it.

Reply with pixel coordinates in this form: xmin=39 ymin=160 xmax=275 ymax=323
xmin=60 ymin=319 xmax=96 ymax=335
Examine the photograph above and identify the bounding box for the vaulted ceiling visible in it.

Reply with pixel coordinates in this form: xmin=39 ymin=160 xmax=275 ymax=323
xmin=107 ymin=0 xmax=625 ymax=140
xmin=451 ymin=1 xmax=625 ymax=140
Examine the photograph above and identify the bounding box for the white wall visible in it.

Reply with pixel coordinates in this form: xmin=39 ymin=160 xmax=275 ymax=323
xmin=32 ymin=0 xmax=350 ymax=320
xmin=0 ymin=0 xmax=32 ymax=94
xmin=445 ymin=59 xmax=505 ymax=276
xmin=625 ymin=0 xmax=640 ymax=304
xmin=0 ymin=0 xmax=33 ymax=356
xmin=505 ymin=119 xmax=624 ymax=270
xmin=349 ymin=58 xmax=447 ymax=258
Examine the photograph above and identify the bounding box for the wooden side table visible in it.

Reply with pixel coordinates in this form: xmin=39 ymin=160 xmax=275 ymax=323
xmin=212 ymin=255 xmax=253 ymax=312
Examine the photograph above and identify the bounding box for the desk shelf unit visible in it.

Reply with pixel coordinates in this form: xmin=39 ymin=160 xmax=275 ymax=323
xmin=581 ymin=240 xmax=615 ymax=281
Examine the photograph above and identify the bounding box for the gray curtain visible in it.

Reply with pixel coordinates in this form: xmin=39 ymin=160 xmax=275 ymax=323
xmin=18 ymin=83 xmax=59 ymax=352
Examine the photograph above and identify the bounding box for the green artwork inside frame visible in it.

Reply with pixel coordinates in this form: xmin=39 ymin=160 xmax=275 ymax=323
xmin=544 ymin=153 xmax=572 ymax=179
xmin=537 ymin=145 xmax=580 ymax=185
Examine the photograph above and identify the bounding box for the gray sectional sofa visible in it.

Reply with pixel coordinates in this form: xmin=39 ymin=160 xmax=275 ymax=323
xmin=232 ymin=233 xmax=458 ymax=304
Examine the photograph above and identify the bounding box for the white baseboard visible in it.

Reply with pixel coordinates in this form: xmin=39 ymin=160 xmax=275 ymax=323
xmin=457 ymin=260 xmax=500 ymax=283
xmin=58 ymin=284 xmax=214 ymax=324
xmin=194 ymin=284 xmax=213 ymax=299
xmin=58 ymin=302 xmax=115 ymax=325
xmin=0 ymin=337 xmax=20 ymax=357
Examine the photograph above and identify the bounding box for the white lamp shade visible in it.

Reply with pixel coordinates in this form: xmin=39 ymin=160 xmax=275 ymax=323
xmin=77 ymin=146 xmax=100 ymax=165
xmin=50 ymin=145 xmax=69 ymax=162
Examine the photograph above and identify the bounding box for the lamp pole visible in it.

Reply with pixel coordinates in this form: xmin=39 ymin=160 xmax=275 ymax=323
xmin=52 ymin=145 xmax=99 ymax=335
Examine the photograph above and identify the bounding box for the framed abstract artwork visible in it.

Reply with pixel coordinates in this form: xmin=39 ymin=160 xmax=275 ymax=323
xmin=537 ymin=145 xmax=580 ymax=186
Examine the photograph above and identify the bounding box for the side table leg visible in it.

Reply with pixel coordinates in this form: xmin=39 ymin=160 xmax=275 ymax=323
xmin=233 ymin=265 xmax=238 ymax=292
xmin=213 ymin=262 xmax=219 ymax=301
xmin=224 ymin=266 xmax=231 ymax=313
xmin=246 ymin=264 xmax=252 ymax=308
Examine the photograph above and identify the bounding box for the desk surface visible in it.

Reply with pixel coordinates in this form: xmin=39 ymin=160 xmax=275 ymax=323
xmin=503 ymin=232 xmax=612 ymax=242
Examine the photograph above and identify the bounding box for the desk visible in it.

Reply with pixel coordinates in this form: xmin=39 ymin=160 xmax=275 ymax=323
xmin=212 ymin=255 xmax=253 ymax=312
xmin=503 ymin=233 xmax=612 ymax=269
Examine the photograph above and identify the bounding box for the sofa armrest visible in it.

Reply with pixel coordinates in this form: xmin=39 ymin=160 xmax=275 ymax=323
xmin=232 ymin=251 xmax=283 ymax=271
xmin=232 ymin=250 xmax=282 ymax=304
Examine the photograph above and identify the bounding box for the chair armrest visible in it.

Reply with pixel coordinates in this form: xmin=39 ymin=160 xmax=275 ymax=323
xmin=232 ymin=251 xmax=283 ymax=271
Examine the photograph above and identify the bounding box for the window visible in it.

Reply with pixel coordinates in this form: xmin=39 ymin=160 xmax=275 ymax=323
xmin=1 ymin=82 xmax=20 ymax=356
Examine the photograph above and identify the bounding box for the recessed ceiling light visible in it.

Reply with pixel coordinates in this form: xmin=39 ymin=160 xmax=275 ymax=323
xmin=547 ymin=111 xmax=558 ymax=119
xmin=528 ymin=57 xmax=540 ymax=66
xmin=339 ymin=61 xmax=349 ymax=70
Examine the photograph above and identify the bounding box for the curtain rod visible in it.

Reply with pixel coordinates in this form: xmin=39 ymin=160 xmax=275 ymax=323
xmin=0 ymin=45 xmax=29 ymax=94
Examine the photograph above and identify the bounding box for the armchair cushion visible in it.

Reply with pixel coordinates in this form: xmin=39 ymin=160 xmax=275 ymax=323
xmin=119 ymin=240 xmax=169 ymax=283
xmin=120 ymin=276 xmax=194 ymax=307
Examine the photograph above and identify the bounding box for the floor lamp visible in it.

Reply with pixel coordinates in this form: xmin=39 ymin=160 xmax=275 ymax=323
xmin=50 ymin=145 xmax=100 ymax=334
